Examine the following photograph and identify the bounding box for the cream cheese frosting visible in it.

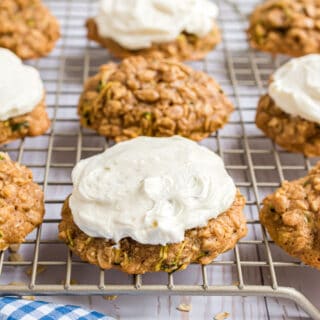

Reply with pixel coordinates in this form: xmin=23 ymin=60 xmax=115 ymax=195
xmin=0 ymin=48 xmax=44 ymax=121
xmin=268 ymin=54 xmax=320 ymax=124
xmin=94 ymin=0 xmax=219 ymax=50
xmin=69 ymin=136 xmax=237 ymax=245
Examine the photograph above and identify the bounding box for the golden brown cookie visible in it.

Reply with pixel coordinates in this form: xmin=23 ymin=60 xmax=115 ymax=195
xmin=86 ymin=18 xmax=221 ymax=61
xmin=0 ymin=0 xmax=60 ymax=59
xmin=59 ymin=191 xmax=246 ymax=274
xmin=0 ymin=153 xmax=45 ymax=251
xmin=255 ymin=94 xmax=320 ymax=157
xmin=0 ymin=96 xmax=51 ymax=145
xmin=78 ymin=56 xmax=234 ymax=142
xmin=260 ymin=162 xmax=320 ymax=269
xmin=247 ymin=0 xmax=320 ymax=57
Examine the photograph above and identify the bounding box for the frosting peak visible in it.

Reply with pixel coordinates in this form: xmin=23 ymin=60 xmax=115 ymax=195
xmin=268 ymin=54 xmax=320 ymax=124
xmin=94 ymin=0 xmax=219 ymax=50
xmin=0 ymin=48 xmax=44 ymax=121
xmin=69 ymin=136 xmax=236 ymax=245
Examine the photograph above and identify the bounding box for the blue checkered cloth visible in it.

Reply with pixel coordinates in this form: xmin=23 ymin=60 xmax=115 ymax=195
xmin=0 ymin=297 xmax=114 ymax=320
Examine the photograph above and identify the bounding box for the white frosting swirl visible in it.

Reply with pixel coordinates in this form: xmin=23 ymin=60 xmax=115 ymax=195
xmin=69 ymin=136 xmax=236 ymax=245
xmin=94 ymin=0 xmax=219 ymax=50
xmin=268 ymin=54 xmax=320 ymax=124
xmin=0 ymin=48 xmax=44 ymax=121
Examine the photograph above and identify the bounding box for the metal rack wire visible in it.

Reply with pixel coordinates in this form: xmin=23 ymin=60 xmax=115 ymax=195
xmin=0 ymin=0 xmax=319 ymax=319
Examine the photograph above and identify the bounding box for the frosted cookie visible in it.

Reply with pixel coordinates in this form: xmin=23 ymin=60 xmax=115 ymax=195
xmin=0 ymin=0 xmax=60 ymax=60
xmin=59 ymin=136 xmax=247 ymax=274
xmin=78 ymin=56 xmax=234 ymax=142
xmin=0 ymin=49 xmax=50 ymax=145
xmin=0 ymin=153 xmax=45 ymax=251
xmin=255 ymin=54 xmax=320 ymax=157
xmin=86 ymin=0 xmax=221 ymax=61
xmin=248 ymin=0 xmax=320 ymax=57
xmin=260 ymin=162 xmax=320 ymax=269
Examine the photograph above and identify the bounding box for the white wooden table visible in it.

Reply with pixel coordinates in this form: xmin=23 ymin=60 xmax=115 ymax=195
xmin=0 ymin=1 xmax=319 ymax=319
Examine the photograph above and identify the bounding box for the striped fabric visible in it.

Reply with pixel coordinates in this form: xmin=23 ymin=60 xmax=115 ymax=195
xmin=0 ymin=297 xmax=114 ymax=320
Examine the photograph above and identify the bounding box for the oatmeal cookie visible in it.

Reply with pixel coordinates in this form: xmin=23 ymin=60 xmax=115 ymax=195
xmin=86 ymin=18 xmax=221 ymax=61
xmin=248 ymin=0 xmax=320 ymax=57
xmin=0 ymin=96 xmax=51 ymax=145
xmin=0 ymin=153 xmax=45 ymax=251
xmin=78 ymin=56 xmax=234 ymax=142
xmin=59 ymin=191 xmax=246 ymax=274
xmin=255 ymin=94 xmax=320 ymax=156
xmin=0 ymin=0 xmax=60 ymax=59
xmin=260 ymin=162 xmax=320 ymax=269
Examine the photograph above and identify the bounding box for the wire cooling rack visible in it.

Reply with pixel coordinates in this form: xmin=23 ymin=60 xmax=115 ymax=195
xmin=0 ymin=0 xmax=319 ymax=319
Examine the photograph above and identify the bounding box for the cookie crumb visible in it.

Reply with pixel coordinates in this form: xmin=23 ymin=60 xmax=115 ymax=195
xmin=25 ymin=265 xmax=46 ymax=277
xmin=176 ymin=303 xmax=192 ymax=312
xmin=8 ymin=253 xmax=23 ymax=262
xmin=9 ymin=244 xmax=20 ymax=253
xmin=214 ymin=312 xmax=230 ymax=320
xmin=22 ymin=296 xmax=35 ymax=301
xmin=60 ymin=279 xmax=78 ymax=285
xmin=102 ymin=295 xmax=118 ymax=301
xmin=8 ymin=282 xmax=26 ymax=286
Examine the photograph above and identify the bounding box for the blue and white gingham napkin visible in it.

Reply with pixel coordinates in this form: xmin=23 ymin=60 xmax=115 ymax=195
xmin=0 ymin=297 xmax=114 ymax=320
